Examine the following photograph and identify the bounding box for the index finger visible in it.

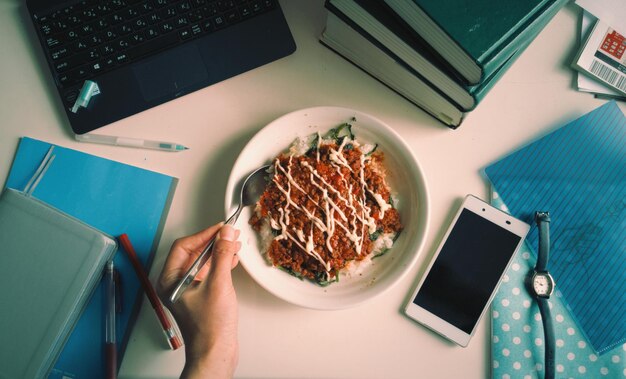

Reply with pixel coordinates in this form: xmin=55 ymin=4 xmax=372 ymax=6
xmin=159 ymin=223 xmax=223 ymax=287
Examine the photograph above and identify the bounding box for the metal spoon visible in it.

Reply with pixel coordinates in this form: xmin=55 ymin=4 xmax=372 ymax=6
xmin=169 ymin=164 xmax=270 ymax=304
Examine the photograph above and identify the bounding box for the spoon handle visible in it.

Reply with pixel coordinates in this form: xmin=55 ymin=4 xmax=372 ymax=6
xmin=168 ymin=207 xmax=242 ymax=304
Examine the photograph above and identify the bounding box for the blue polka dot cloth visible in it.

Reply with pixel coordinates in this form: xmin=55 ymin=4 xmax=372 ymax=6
xmin=490 ymin=190 xmax=626 ymax=379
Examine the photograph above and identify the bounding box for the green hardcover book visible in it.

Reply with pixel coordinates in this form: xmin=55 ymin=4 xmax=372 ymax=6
xmin=321 ymin=0 xmax=565 ymax=128
xmin=383 ymin=0 xmax=561 ymax=85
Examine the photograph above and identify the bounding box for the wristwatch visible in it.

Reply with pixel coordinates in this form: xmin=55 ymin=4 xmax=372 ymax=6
xmin=527 ymin=211 xmax=555 ymax=379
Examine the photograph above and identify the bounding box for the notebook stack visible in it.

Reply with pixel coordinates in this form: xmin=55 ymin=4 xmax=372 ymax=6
xmin=320 ymin=0 xmax=568 ymax=128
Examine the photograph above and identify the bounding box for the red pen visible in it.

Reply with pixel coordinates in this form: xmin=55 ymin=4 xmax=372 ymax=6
xmin=118 ymin=234 xmax=183 ymax=350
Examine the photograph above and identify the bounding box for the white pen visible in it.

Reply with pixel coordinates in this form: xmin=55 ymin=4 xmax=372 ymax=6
xmin=75 ymin=133 xmax=189 ymax=152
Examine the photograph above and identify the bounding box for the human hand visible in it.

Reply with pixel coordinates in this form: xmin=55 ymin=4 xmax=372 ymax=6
xmin=157 ymin=223 xmax=241 ymax=379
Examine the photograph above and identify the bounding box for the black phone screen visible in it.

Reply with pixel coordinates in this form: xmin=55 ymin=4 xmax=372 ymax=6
xmin=413 ymin=209 xmax=522 ymax=333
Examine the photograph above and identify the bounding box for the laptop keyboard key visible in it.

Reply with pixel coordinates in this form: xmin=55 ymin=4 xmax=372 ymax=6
xmin=224 ymin=9 xmax=239 ymax=23
xmin=130 ymin=32 xmax=146 ymax=44
xmin=211 ymin=15 xmax=226 ymax=29
xmin=114 ymin=52 xmax=129 ymax=64
xmin=90 ymin=61 xmax=105 ymax=75
xmin=145 ymin=27 xmax=160 ymax=38
xmin=51 ymin=19 xmax=69 ymax=33
xmin=128 ymin=32 xmax=179 ymax=59
xmin=78 ymin=23 xmax=95 ymax=36
xmin=191 ymin=0 xmax=207 ymax=7
xmin=87 ymin=48 xmax=100 ymax=60
xmin=117 ymin=37 xmax=131 ymax=49
xmin=179 ymin=28 xmax=192 ymax=39
xmin=102 ymin=56 xmax=116 ymax=69
xmin=51 ymin=46 xmax=70 ymax=60
xmin=159 ymin=21 xmax=175 ymax=33
xmin=63 ymin=29 xmax=80 ymax=42
xmin=153 ymin=0 xmax=169 ymax=7
xmin=101 ymin=43 xmax=116 ymax=55
xmin=139 ymin=2 xmax=154 ymax=13
xmin=73 ymin=40 xmax=89 ymax=51
xmin=85 ymin=34 xmax=103 ymax=47
xmin=40 ymin=23 xmax=53 ymax=36
xmin=66 ymin=15 xmax=82 ymax=27
xmin=174 ymin=15 xmax=189 ymax=28
xmin=190 ymin=23 xmax=202 ymax=35
xmin=201 ymin=4 xmax=218 ymax=17
xmin=177 ymin=1 xmax=192 ymax=13
xmin=188 ymin=10 xmax=204 ymax=21
xmin=117 ymin=23 xmax=134 ymax=35
xmin=58 ymin=72 xmax=72 ymax=86
xmin=55 ymin=60 xmax=71 ymax=72
xmin=133 ymin=17 xmax=149 ymax=30
xmin=46 ymin=36 xmax=61 ymax=48
xmin=82 ymin=7 xmax=99 ymax=21
xmin=148 ymin=13 xmax=162 ymax=24
xmin=102 ymin=30 xmax=118 ymax=41
xmin=108 ymin=13 xmax=125 ymax=24
xmin=201 ymin=19 xmax=212 ymax=31
xmin=160 ymin=6 xmax=177 ymax=19
xmin=93 ymin=18 xmax=110 ymax=31
xmin=239 ymin=5 xmax=252 ymax=18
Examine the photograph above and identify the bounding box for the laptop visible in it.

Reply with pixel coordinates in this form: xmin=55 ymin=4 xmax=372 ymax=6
xmin=26 ymin=0 xmax=297 ymax=135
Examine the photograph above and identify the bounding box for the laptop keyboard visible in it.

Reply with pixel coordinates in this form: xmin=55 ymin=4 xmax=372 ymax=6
xmin=34 ymin=0 xmax=277 ymax=94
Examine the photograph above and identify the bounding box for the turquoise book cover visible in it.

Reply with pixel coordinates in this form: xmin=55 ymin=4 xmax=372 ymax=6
xmin=5 ymin=137 xmax=177 ymax=379
xmin=414 ymin=0 xmax=548 ymax=61
xmin=485 ymin=102 xmax=626 ymax=355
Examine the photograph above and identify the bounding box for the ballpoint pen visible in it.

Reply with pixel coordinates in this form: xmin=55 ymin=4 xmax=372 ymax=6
xmin=75 ymin=133 xmax=189 ymax=152
xmin=105 ymin=260 xmax=117 ymax=379
xmin=118 ymin=234 xmax=183 ymax=350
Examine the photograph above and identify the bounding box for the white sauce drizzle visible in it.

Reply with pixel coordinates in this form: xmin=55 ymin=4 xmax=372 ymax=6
xmin=268 ymin=135 xmax=393 ymax=280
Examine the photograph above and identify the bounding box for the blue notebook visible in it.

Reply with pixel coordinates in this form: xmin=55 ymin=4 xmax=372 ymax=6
xmin=5 ymin=137 xmax=177 ymax=378
xmin=484 ymin=101 xmax=626 ymax=355
xmin=490 ymin=190 xmax=625 ymax=378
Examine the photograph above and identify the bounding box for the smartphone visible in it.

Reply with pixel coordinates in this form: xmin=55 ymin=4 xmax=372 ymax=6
xmin=404 ymin=195 xmax=530 ymax=347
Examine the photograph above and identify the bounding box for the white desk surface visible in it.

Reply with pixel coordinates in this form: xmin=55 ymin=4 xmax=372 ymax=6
xmin=1 ymin=1 xmax=623 ymax=378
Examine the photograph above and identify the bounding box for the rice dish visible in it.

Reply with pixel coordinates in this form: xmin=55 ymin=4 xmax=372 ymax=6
xmin=249 ymin=123 xmax=402 ymax=285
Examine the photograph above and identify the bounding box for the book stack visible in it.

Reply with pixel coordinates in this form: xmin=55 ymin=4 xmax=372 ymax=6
xmin=572 ymin=0 xmax=626 ymax=101
xmin=320 ymin=0 xmax=568 ymax=128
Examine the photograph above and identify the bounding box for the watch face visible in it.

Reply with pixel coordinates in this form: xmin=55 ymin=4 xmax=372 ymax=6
xmin=532 ymin=273 xmax=554 ymax=296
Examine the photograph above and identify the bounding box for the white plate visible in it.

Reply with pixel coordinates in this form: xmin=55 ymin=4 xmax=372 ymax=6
xmin=225 ymin=107 xmax=429 ymax=310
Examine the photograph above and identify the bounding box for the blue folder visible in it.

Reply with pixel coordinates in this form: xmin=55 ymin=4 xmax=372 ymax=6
xmin=484 ymin=101 xmax=626 ymax=355
xmin=5 ymin=137 xmax=177 ymax=378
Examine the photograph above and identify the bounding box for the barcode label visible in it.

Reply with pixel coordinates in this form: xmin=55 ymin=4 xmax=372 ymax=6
xmin=589 ymin=59 xmax=626 ymax=92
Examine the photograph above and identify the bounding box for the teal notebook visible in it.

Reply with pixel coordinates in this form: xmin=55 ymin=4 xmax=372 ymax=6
xmin=484 ymin=102 xmax=626 ymax=355
xmin=383 ymin=0 xmax=565 ymax=84
xmin=4 ymin=137 xmax=177 ymax=378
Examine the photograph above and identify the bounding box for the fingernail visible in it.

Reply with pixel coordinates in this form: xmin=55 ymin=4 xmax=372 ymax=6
xmin=219 ymin=225 xmax=236 ymax=241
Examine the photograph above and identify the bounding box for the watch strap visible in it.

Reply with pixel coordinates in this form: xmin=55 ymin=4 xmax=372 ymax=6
xmin=538 ymin=297 xmax=555 ymax=379
xmin=535 ymin=212 xmax=550 ymax=272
